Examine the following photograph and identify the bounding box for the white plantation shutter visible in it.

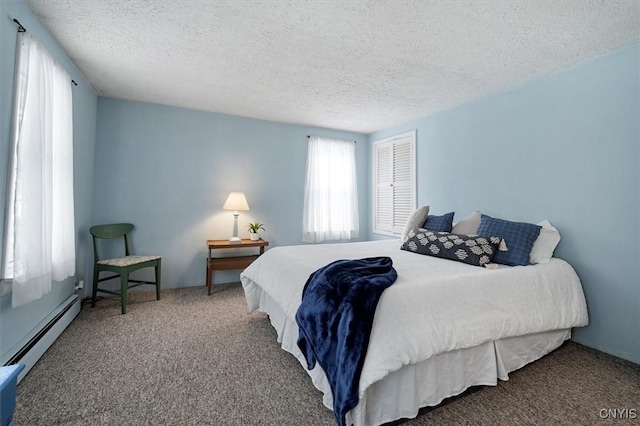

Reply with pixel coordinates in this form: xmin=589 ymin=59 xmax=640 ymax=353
xmin=375 ymin=144 xmax=393 ymax=232
xmin=374 ymin=131 xmax=416 ymax=235
xmin=392 ymin=141 xmax=413 ymax=231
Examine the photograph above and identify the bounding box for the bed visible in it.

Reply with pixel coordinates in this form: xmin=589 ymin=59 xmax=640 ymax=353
xmin=240 ymin=239 xmax=588 ymax=426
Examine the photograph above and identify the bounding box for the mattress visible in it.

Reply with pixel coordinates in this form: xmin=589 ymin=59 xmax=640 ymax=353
xmin=240 ymin=239 xmax=588 ymax=425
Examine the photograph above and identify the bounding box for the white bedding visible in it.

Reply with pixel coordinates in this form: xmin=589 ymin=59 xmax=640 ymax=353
xmin=240 ymin=239 xmax=588 ymax=421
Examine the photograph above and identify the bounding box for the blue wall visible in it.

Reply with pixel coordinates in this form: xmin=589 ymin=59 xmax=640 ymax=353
xmin=94 ymin=98 xmax=367 ymax=289
xmin=369 ymin=44 xmax=640 ymax=364
xmin=0 ymin=0 xmax=97 ymax=362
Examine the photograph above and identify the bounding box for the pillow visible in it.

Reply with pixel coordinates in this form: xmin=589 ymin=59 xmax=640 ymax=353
xmin=401 ymin=206 xmax=430 ymax=241
xmin=529 ymin=220 xmax=561 ymax=264
xmin=477 ymin=215 xmax=541 ymax=266
xmin=422 ymin=212 xmax=454 ymax=232
xmin=401 ymin=228 xmax=502 ymax=267
xmin=451 ymin=210 xmax=482 ymax=235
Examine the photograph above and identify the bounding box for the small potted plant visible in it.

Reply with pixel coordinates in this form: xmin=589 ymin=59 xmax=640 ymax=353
xmin=247 ymin=222 xmax=265 ymax=241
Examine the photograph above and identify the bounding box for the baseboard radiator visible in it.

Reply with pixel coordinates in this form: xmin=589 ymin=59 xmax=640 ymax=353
xmin=4 ymin=294 xmax=80 ymax=384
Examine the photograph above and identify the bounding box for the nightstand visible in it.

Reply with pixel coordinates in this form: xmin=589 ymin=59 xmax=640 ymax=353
xmin=205 ymin=238 xmax=269 ymax=295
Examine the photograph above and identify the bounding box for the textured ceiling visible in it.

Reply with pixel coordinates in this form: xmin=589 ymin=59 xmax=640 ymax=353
xmin=24 ymin=0 xmax=640 ymax=133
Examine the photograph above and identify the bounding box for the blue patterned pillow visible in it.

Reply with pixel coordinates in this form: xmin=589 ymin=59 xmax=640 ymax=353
xmin=477 ymin=215 xmax=541 ymax=266
xmin=401 ymin=229 xmax=502 ymax=267
xmin=422 ymin=212 xmax=454 ymax=232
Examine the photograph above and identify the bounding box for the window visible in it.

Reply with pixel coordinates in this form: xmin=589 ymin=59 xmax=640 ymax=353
xmin=373 ymin=130 xmax=416 ymax=236
xmin=302 ymin=136 xmax=359 ymax=243
xmin=2 ymin=33 xmax=75 ymax=307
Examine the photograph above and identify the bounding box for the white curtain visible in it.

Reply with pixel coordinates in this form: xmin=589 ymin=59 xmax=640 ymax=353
xmin=4 ymin=33 xmax=75 ymax=307
xmin=302 ymin=136 xmax=359 ymax=243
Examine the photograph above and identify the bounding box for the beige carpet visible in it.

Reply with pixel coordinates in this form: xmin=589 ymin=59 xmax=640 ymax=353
xmin=14 ymin=284 xmax=640 ymax=425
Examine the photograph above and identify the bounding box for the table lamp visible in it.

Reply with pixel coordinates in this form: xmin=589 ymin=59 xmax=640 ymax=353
xmin=223 ymin=192 xmax=250 ymax=242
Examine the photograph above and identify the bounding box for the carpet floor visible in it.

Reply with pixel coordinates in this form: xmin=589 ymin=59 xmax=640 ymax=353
xmin=14 ymin=283 xmax=640 ymax=425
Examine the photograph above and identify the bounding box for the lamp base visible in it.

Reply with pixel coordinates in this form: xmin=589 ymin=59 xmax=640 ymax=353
xmin=229 ymin=212 xmax=241 ymax=243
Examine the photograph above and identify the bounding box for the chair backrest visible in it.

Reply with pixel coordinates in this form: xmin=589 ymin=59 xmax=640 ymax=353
xmin=90 ymin=223 xmax=134 ymax=262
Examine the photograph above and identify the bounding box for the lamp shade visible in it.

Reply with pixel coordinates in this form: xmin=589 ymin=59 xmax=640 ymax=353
xmin=223 ymin=192 xmax=250 ymax=211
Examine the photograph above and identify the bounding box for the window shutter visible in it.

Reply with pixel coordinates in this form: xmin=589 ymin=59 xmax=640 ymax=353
xmin=375 ymin=144 xmax=393 ymax=232
xmin=373 ymin=131 xmax=416 ymax=236
xmin=391 ymin=137 xmax=414 ymax=234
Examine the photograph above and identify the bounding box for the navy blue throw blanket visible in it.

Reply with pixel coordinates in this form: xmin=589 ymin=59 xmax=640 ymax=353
xmin=295 ymin=257 xmax=398 ymax=426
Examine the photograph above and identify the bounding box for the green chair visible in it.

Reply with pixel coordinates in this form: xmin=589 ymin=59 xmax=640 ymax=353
xmin=90 ymin=223 xmax=161 ymax=314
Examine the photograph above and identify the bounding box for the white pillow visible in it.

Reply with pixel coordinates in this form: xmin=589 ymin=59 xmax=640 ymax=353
xmin=451 ymin=210 xmax=482 ymax=235
xmin=529 ymin=220 xmax=561 ymax=264
xmin=401 ymin=206 xmax=430 ymax=241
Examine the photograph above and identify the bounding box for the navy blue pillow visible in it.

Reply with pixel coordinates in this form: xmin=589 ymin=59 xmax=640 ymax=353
xmin=422 ymin=212 xmax=454 ymax=232
xmin=477 ymin=215 xmax=541 ymax=266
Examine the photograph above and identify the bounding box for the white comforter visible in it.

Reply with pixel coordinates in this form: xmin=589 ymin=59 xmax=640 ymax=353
xmin=240 ymin=239 xmax=588 ymax=399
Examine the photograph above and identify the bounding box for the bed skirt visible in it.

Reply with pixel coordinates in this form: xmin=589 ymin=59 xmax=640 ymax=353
xmin=249 ymin=285 xmax=571 ymax=426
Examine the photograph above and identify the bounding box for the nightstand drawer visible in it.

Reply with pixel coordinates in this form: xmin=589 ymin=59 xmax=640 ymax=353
xmin=208 ymin=254 xmax=260 ymax=270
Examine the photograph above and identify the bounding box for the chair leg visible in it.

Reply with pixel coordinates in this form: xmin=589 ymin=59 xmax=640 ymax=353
xmin=91 ymin=266 xmax=99 ymax=308
xmin=155 ymin=259 xmax=162 ymax=300
xmin=120 ymin=273 xmax=128 ymax=314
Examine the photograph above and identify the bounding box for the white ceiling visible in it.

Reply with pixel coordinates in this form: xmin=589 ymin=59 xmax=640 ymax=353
xmin=25 ymin=0 xmax=640 ymax=134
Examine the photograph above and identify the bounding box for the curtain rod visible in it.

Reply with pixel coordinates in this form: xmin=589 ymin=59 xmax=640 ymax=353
xmin=13 ymin=18 xmax=77 ymax=87
xmin=13 ymin=19 xmax=26 ymax=32
xmin=307 ymin=135 xmax=356 ymax=143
